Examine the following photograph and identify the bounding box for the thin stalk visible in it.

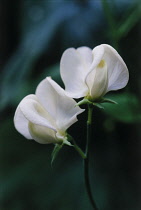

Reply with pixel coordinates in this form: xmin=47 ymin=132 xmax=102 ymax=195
xmin=84 ymin=105 xmax=99 ymax=210
xmin=73 ymin=139 xmax=86 ymax=159
xmin=68 ymin=134 xmax=86 ymax=159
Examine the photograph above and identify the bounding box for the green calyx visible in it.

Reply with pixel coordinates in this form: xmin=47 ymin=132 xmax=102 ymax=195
xmin=51 ymin=134 xmax=72 ymax=166
xmin=51 ymin=133 xmax=86 ymax=165
xmin=76 ymin=97 xmax=117 ymax=109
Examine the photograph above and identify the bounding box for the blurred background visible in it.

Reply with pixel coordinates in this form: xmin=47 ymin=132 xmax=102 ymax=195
xmin=0 ymin=0 xmax=141 ymax=209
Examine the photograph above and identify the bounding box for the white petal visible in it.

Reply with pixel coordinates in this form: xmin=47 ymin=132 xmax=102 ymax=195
xmin=77 ymin=47 xmax=93 ymax=68
xmin=86 ymin=44 xmax=105 ymax=88
xmin=46 ymin=77 xmax=85 ymax=131
xmin=90 ymin=44 xmax=105 ymax=71
xmin=28 ymin=122 xmax=58 ymax=144
xmin=37 ymin=77 xmax=84 ymax=132
xmin=36 ymin=77 xmax=58 ymax=121
xmin=86 ymin=60 xmax=108 ymax=100
xmin=85 ymin=45 xmax=106 ymax=99
xmin=18 ymin=95 xmax=56 ymax=131
xmin=101 ymin=44 xmax=129 ymax=92
xmin=14 ymin=104 xmax=32 ymax=139
xmin=60 ymin=47 xmax=93 ymax=98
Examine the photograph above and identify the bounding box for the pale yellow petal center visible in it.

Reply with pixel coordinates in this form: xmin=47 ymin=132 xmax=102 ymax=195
xmin=97 ymin=59 xmax=105 ymax=68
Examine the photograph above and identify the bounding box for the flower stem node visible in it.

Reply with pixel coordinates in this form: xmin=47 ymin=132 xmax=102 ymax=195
xmin=76 ymin=97 xmax=117 ymax=110
xmin=51 ymin=134 xmax=73 ymax=165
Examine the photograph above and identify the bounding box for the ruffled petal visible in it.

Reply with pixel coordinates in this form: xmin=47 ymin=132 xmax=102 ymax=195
xmin=60 ymin=47 xmax=92 ymax=98
xmin=18 ymin=94 xmax=56 ymax=131
xmin=44 ymin=77 xmax=85 ymax=132
xmin=28 ymin=122 xmax=58 ymax=144
xmin=101 ymin=44 xmax=129 ymax=92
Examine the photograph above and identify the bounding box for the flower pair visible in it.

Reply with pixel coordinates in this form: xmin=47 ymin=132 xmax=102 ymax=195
xmin=14 ymin=44 xmax=129 ymax=145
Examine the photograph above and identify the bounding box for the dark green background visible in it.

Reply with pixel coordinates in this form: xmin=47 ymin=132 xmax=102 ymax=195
xmin=0 ymin=0 xmax=141 ymax=209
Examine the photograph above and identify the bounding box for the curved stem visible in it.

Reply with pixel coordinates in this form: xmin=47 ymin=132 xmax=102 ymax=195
xmin=84 ymin=105 xmax=99 ymax=210
xmin=67 ymin=134 xmax=86 ymax=159
xmin=73 ymin=138 xmax=86 ymax=159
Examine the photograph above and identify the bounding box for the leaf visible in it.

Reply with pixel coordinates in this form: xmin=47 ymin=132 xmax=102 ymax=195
xmin=102 ymin=93 xmax=141 ymax=123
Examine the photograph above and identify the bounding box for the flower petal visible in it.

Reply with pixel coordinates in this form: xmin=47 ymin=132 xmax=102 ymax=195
xmin=14 ymin=103 xmax=33 ymax=140
xmin=85 ymin=45 xmax=106 ymax=99
xmin=36 ymin=77 xmax=84 ymax=132
xmin=28 ymin=122 xmax=58 ymax=144
xmin=86 ymin=60 xmax=108 ymax=100
xmin=36 ymin=77 xmax=57 ymax=121
xmin=101 ymin=44 xmax=129 ymax=92
xmin=46 ymin=77 xmax=85 ymax=131
xmin=18 ymin=94 xmax=56 ymax=131
xmin=90 ymin=44 xmax=105 ymax=71
xmin=60 ymin=47 xmax=93 ymax=98
xmin=77 ymin=47 xmax=93 ymax=68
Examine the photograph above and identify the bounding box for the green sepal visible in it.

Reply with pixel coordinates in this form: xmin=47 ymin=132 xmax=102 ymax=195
xmin=76 ymin=98 xmax=104 ymax=109
xmin=100 ymin=98 xmax=118 ymax=104
xmin=76 ymin=97 xmax=117 ymax=109
xmin=93 ymin=103 xmax=104 ymax=109
xmin=51 ymin=143 xmax=63 ymax=166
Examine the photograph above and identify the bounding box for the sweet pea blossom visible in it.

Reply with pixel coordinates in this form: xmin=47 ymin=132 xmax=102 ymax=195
xmin=60 ymin=44 xmax=129 ymax=101
xmin=14 ymin=77 xmax=84 ymax=145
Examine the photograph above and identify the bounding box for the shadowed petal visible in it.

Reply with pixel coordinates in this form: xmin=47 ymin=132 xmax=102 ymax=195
xmin=28 ymin=122 xmax=58 ymax=144
xmin=86 ymin=60 xmax=108 ymax=100
xmin=85 ymin=45 xmax=106 ymax=99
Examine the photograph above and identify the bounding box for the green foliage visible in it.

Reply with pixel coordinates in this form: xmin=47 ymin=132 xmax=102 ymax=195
xmin=102 ymin=0 xmax=141 ymax=48
xmin=117 ymin=3 xmax=141 ymax=39
xmin=103 ymin=93 xmax=141 ymax=123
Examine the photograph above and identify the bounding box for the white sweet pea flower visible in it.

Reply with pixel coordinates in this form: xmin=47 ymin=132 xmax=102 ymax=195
xmin=14 ymin=77 xmax=84 ymax=145
xmin=60 ymin=44 xmax=129 ymax=101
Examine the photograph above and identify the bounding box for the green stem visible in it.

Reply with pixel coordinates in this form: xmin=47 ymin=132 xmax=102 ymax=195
xmin=84 ymin=105 xmax=99 ymax=210
xmin=67 ymin=134 xmax=86 ymax=159
xmin=73 ymin=139 xmax=86 ymax=159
